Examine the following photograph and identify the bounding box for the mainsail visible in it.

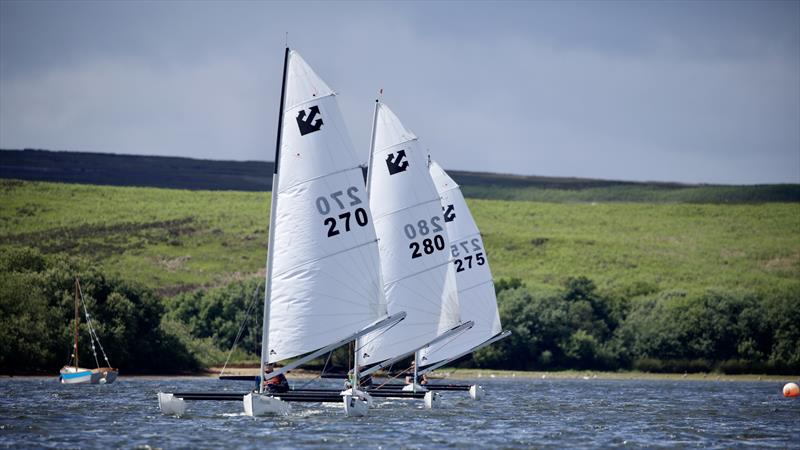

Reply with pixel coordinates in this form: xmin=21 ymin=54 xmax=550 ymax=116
xmin=357 ymin=102 xmax=461 ymax=369
xmin=261 ymin=50 xmax=386 ymax=365
xmin=418 ymin=161 xmax=504 ymax=369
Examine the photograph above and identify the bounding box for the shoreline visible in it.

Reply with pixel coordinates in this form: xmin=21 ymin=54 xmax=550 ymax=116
xmin=3 ymin=368 xmax=796 ymax=382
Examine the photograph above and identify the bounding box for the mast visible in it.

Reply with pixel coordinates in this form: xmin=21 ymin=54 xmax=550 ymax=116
xmin=73 ymin=277 xmax=79 ymax=368
xmin=365 ymin=99 xmax=379 ymax=195
xmin=353 ymin=99 xmax=381 ymax=390
xmin=413 ymin=351 xmax=419 ymax=393
xmin=259 ymin=46 xmax=290 ymax=393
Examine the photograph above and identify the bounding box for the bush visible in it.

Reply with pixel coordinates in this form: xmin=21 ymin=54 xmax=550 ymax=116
xmin=0 ymin=247 xmax=198 ymax=373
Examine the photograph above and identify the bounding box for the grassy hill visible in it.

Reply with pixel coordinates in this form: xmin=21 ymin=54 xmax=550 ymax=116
xmin=2 ymin=180 xmax=797 ymax=299
xmin=3 ymin=149 xmax=799 ymax=203
xmin=2 ymin=151 xmax=799 ymax=373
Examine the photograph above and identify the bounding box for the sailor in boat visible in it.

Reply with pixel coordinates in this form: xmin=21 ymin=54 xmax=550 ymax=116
xmin=404 ymin=361 xmax=429 ymax=386
xmin=344 ymin=371 xmax=373 ymax=389
xmin=262 ymin=363 xmax=290 ymax=393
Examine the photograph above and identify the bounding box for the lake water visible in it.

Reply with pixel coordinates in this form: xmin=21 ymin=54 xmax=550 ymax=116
xmin=0 ymin=377 xmax=797 ymax=448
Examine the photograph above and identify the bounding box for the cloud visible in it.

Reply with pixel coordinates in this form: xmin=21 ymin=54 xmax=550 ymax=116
xmin=1 ymin=1 xmax=798 ymax=183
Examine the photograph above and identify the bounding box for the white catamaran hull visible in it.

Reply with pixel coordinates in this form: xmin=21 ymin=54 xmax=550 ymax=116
xmin=243 ymin=393 xmax=291 ymax=417
xmin=341 ymin=389 xmax=371 ymax=417
xmin=398 ymin=384 xmax=440 ymax=409
xmin=424 ymin=391 xmax=441 ymax=409
xmin=158 ymin=392 xmax=187 ymax=416
xmin=469 ymin=385 xmax=485 ymax=400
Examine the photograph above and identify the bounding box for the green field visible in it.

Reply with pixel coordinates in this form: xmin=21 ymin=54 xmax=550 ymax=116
xmin=1 ymin=179 xmax=798 ymax=374
xmin=1 ymin=180 xmax=797 ymax=299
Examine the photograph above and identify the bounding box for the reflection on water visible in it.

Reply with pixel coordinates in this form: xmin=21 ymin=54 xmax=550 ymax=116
xmin=0 ymin=377 xmax=797 ymax=448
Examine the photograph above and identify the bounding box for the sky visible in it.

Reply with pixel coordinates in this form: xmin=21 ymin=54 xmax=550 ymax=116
xmin=1 ymin=1 xmax=798 ymax=184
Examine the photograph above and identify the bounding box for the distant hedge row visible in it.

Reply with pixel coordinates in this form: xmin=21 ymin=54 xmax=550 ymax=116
xmin=474 ymin=278 xmax=800 ymax=374
xmin=2 ymin=246 xmax=798 ymax=374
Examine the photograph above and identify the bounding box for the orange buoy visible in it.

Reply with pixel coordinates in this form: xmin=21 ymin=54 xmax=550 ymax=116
xmin=783 ymin=382 xmax=800 ymax=397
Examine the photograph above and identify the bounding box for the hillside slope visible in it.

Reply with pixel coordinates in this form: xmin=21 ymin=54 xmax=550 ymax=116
xmin=2 ymin=180 xmax=797 ymax=298
xmin=3 ymin=149 xmax=798 ymax=203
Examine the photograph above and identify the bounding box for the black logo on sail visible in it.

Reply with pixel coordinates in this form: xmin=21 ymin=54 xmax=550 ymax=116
xmin=385 ymin=150 xmax=409 ymax=175
xmin=296 ymin=105 xmax=323 ymax=136
xmin=443 ymin=204 xmax=456 ymax=222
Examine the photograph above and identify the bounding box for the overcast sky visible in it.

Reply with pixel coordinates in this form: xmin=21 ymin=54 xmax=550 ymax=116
xmin=1 ymin=1 xmax=798 ymax=184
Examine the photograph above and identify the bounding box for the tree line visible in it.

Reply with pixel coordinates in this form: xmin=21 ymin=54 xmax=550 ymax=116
xmin=2 ymin=247 xmax=797 ymax=374
xmin=476 ymin=277 xmax=799 ymax=374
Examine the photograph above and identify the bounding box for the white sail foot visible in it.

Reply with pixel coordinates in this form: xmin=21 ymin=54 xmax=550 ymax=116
xmin=469 ymin=385 xmax=485 ymax=400
xmin=401 ymin=383 xmax=428 ymax=392
xmin=243 ymin=393 xmax=291 ymax=417
xmin=341 ymin=388 xmax=372 ymax=417
xmin=158 ymin=393 xmax=186 ymax=417
xmin=424 ymin=391 xmax=441 ymax=409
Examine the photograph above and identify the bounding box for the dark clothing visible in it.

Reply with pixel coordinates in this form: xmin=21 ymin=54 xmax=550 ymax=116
xmin=358 ymin=375 xmax=373 ymax=388
xmin=263 ymin=373 xmax=290 ymax=393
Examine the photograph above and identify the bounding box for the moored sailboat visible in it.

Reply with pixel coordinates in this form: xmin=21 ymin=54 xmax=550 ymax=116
xmin=59 ymin=277 xmax=118 ymax=385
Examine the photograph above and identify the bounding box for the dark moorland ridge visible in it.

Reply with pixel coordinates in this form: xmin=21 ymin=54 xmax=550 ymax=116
xmin=2 ymin=149 xmax=798 ymax=202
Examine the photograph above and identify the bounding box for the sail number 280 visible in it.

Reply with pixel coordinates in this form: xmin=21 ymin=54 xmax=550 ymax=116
xmin=404 ymin=217 xmax=446 ymax=259
xmin=316 ymin=186 xmax=369 ymax=238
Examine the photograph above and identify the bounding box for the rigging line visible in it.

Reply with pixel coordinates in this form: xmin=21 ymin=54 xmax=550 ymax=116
xmin=458 ymin=279 xmax=495 ymax=295
xmin=283 ymin=92 xmax=336 ymax=114
xmin=451 ymin=230 xmax=482 ymax=243
xmin=271 ymin=317 xmax=372 ymax=361
xmin=420 ymin=327 xmax=467 ymax=358
xmin=372 ymin=137 xmax=420 ymax=155
xmin=296 ymin=349 xmax=333 ymax=390
xmin=220 ymin=280 xmax=263 ymax=377
xmin=384 ymin=257 xmax=453 ymax=287
xmin=277 ymin=165 xmax=363 ymax=194
xmin=271 ymin=238 xmax=377 ymax=280
xmin=77 ymin=281 xmax=110 ymax=367
xmin=76 ymin=286 xmax=99 ymax=367
xmin=354 ymin=314 xmax=405 ymax=354
xmin=301 ymin=269 xmax=379 ymax=308
xmin=388 ymin=265 xmax=456 ymax=311
xmin=324 ymin=241 xmax=381 ymax=307
xmin=375 ymin=364 xmax=414 ymax=389
xmin=371 ymin=197 xmax=442 ymax=222
xmin=278 ymin=251 xmax=380 ymax=307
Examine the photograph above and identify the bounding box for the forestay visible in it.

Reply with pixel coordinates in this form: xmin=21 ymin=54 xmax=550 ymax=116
xmin=418 ymin=161 xmax=502 ymax=368
xmin=357 ymin=103 xmax=460 ymax=368
xmin=266 ymin=51 xmax=386 ymax=363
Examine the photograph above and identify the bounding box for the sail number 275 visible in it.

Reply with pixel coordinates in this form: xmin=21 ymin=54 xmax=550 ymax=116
xmin=316 ymin=187 xmax=369 ymax=238
xmin=452 ymin=238 xmax=486 ymax=272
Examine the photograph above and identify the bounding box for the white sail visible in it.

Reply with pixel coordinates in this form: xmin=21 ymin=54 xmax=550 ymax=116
xmin=418 ymin=161 xmax=502 ymax=368
xmin=265 ymin=51 xmax=386 ymax=363
xmin=357 ymin=103 xmax=460 ymax=368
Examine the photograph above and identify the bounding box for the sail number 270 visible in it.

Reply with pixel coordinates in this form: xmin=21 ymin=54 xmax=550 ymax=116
xmin=404 ymin=217 xmax=446 ymax=259
xmin=316 ymin=187 xmax=369 ymax=238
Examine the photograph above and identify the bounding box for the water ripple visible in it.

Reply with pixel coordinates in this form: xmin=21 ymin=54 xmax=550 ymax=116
xmin=0 ymin=378 xmax=797 ymax=448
